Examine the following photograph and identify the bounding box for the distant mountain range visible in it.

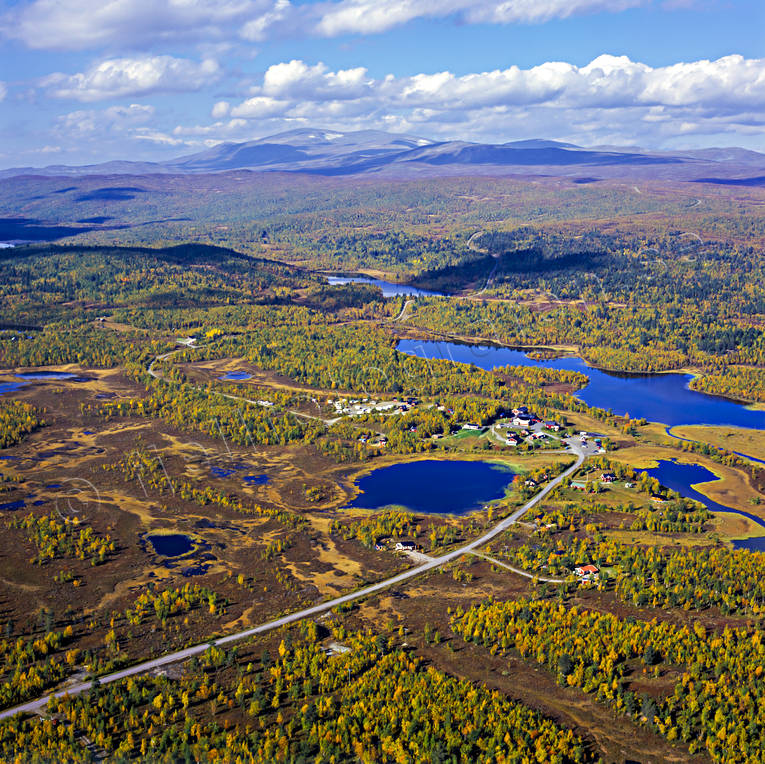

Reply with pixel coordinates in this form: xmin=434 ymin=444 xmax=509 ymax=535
xmin=4 ymin=128 xmax=765 ymax=183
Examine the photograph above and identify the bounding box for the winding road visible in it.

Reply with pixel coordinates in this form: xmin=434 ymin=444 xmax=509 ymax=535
xmin=0 ymin=445 xmax=585 ymax=720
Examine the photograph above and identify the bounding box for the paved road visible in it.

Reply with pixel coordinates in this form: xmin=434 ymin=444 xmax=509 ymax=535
xmin=0 ymin=447 xmax=584 ymax=721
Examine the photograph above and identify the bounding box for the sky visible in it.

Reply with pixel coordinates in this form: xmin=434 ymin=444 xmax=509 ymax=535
xmin=0 ymin=0 xmax=763 ymax=168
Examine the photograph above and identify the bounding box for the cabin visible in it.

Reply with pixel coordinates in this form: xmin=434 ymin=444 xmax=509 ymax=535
xmin=574 ymin=564 xmax=599 ymax=579
xmin=395 ymin=540 xmax=417 ymax=552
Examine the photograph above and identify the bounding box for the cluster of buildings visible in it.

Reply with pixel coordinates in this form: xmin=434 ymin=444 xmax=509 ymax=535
xmin=331 ymin=396 xmax=419 ymax=417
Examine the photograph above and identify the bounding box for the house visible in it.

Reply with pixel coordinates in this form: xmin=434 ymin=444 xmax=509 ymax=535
xmin=543 ymin=421 xmax=561 ymax=431
xmin=395 ymin=540 xmax=417 ymax=552
xmin=600 ymin=472 xmax=616 ymax=483
xmin=570 ymin=480 xmax=588 ymax=490
xmin=462 ymin=423 xmax=482 ymax=431
xmin=505 ymin=436 xmax=521 ymax=447
xmin=512 ymin=414 xmax=532 ymax=427
xmin=574 ymin=564 xmax=599 ymax=579
xmin=625 ymin=482 xmax=634 ymax=488
xmin=524 ymin=479 xmax=537 ymax=487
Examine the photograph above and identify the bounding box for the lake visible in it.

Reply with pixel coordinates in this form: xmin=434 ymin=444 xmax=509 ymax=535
xmin=0 ymin=382 xmax=26 ymax=395
xmin=146 ymin=533 xmax=193 ymax=557
xmin=397 ymin=339 xmax=765 ymax=430
xmin=326 ymin=275 xmax=444 ymax=298
xmin=14 ymin=371 xmax=79 ymax=380
xmin=0 ymin=371 xmax=82 ymax=397
xmin=640 ymin=459 xmax=765 ymax=551
xmin=219 ymin=371 xmax=252 ymax=381
xmin=345 ymin=459 xmax=516 ymax=515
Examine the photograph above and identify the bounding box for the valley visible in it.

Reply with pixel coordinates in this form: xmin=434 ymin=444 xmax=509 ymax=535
xmin=0 ymin=144 xmax=763 ymax=762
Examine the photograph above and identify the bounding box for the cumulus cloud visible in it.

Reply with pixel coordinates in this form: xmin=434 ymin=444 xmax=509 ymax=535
xmin=6 ymin=0 xmax=650 ymax=50
xmin=55 ymin=103 xmax=155 ymax=136
xmin=5 ymin=0 xmax=271 ymax=50
xmin=238 ymin=54 xmax=765 ymax=115
xmin=38 ymin=52 xmax=765 ymax=160
xmin=208 ymin=54 xmax=765 ymax=147
xmin=241 ymin=0 xmax=650 ymax=41
xmin=43 ymin=56 xmax=221 ymax=101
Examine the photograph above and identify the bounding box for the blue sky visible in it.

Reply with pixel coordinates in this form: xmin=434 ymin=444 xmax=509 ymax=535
xmin=0 ymin=0 xmax=763 ymax=167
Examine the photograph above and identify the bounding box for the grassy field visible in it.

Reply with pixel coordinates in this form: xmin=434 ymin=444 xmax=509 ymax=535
xmin=669 ymin=424 xmax=765 ymax=462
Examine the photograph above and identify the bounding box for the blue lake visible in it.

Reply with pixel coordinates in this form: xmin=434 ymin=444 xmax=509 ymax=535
xmin=146 ymin=533 xmax=193 ymax=557
xmin=14 ymin=371 xmax=78 ymax=380
xmin=346 ymin=459 xmax=516 ymax=515
xmin=0 ymin=382 xmax=25 ymax=395
xmin=326 ymin=276 xmax=444 ymax=298
xmin=219 ymin=371 xmax=252 ymax=381
xmin=639 ymin=459 xmax=765 ymax=550
xmin=397 ymin=339 xmax=765 ymax=430
xmin=0 ymin=371 xmax=81 ymax=397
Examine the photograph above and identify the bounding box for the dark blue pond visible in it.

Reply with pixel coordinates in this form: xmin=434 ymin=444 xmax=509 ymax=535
xmin=219 ymin=371 xmax=252 ymax=381
xmin=243 ymin=474 xmax=269 ymax=486
xmin=14 ymin=371 xmax=78 ymax=380
xmin=0 ymin=382 xmax=25 ymax=395
xmin=639 ymin=459 xmax=765 ymax=550
xmin=397 ymin=339 xmax=765 ymax=430
xmin=326 ymin=276 xmax=444 ymax=298
xmin=1 ymin=371 xmax=82 ymax=397
xmin=0 ymin=500 xmax=25 ymax=511
xmin=146 ymin=534 xmax=193 ymax=557
xmin=346 ymin=459 xmax=516 ymax=515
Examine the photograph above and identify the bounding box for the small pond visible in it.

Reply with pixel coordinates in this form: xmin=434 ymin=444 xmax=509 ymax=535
xmin=14 ymin=371 xmax=79 ymax=380
xmin=0 ymin=382 xmax=26 ymax=395
xmin=146 ymin=533 xmax=194 ymax=557
xmin=345 ymin=459 xmax=516 ymax=515
xmin=219 ymin=371 xmax=252 ymax=381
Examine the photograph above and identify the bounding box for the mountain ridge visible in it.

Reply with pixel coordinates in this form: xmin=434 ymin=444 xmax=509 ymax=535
xmin=3 ymin=128 xmax=765 ymax=182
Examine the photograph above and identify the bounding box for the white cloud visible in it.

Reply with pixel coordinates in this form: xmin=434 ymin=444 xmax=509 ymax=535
xmin=261 ymin=60 xmax=371 ymax=99
xmin=32 ymin=52 xmax=765 ymax=162
xmin=43 ymin=56 xmax=221 ymax=101
xmin=5 ymin=0 xmax=651 ymax=50
xmin=209 ymin=54 xmax=765 ymax=148
xmin=211 ymin=101 xmax=231 ymax=119
xmin=5 ymin=0 xmax=270 ymax=50
xmin=56 ymin=103 xmax=155 ymax=136
xmin=253 ymin=0 xmax=649 ymax=40
xmin=0 ymin=82 xmax=6 ymax=101
xmin=236 ymin=54 xmax=765 ymax=114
